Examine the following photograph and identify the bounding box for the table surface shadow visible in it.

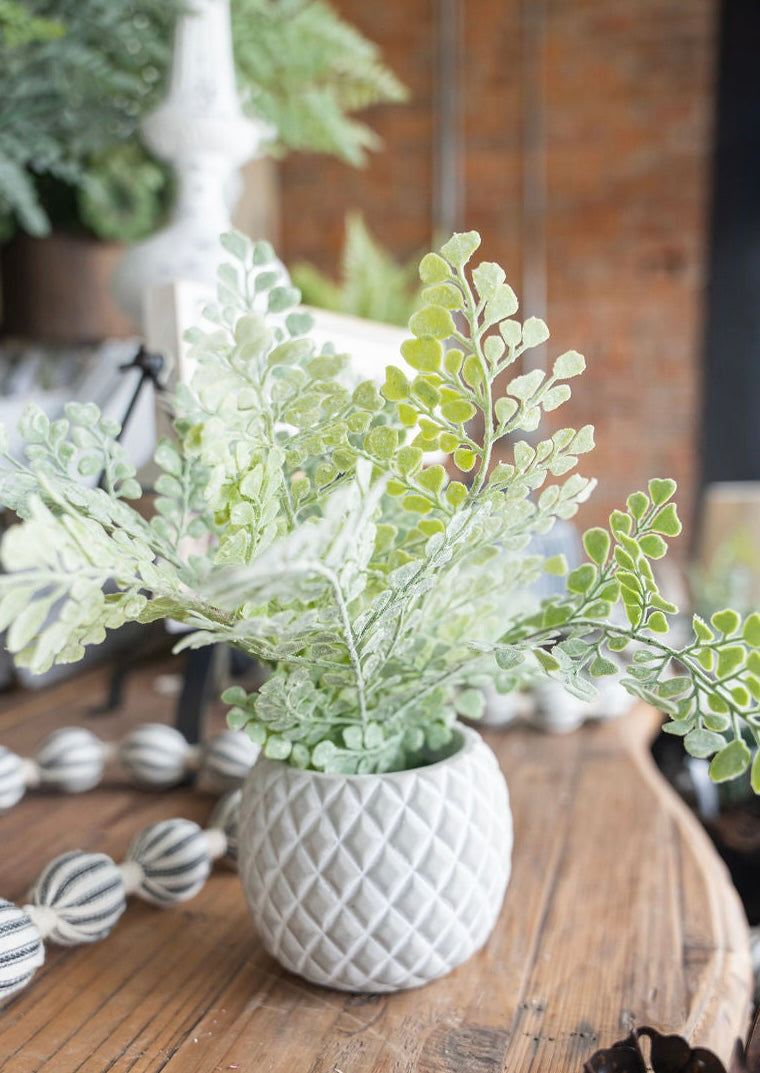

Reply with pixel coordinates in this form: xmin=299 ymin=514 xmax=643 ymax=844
xmin=0 ymin=658 xmax=752 ymax=1073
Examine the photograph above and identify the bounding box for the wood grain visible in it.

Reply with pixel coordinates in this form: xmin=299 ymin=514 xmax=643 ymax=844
xmin=0 ymin=661 xmax=751 ymax=1072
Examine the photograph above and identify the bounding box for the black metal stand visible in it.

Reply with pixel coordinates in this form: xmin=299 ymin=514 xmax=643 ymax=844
xmin=115 ymin=345 xmax=167 ymax=441
xmin=94 ymin=345 xmax=218 ymax=742
xmin=175 ymin=647 xmax=218 ymax=745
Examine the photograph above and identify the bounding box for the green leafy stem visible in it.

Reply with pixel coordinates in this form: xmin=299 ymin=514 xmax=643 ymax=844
xmin=491 ymin=479 xmax=760 ymax=790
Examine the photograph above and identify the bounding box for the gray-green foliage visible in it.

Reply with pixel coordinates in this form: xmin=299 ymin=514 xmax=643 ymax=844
xmin=1 ymin=230 xmax=758 ymax=786
xmin=77 ymin=143 xmax=172 ymax=244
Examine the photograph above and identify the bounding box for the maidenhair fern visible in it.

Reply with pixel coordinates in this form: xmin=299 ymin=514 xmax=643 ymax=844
xmin=0 ymin=231 xmax=758 ymax=787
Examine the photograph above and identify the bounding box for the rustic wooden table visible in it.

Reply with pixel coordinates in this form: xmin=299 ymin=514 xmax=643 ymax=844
xmin=0 ymin=658 xmax=752 ymax=1073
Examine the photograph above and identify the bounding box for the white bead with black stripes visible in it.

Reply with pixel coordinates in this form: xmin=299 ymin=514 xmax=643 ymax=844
xmin=199 ymin=730 xmax=260 ymax=793
xmin=208 ymin=789 xmax=242 ymax=864
xmin=0 ymin=724 xmax=259 ymax=809
xmin=0 ymin=790 xmax=241 ymax=1004
xmin=0 ymin=747 xmax=26 ymax=810
xmin=123 ymin=819 xmax=213 ymax=906
xmin=26 ymin=851 xmax=126 ymax=946
xmin=0 ymin=900 xmax=45 ymax=1002
xmin=34 ymin=728 xmax=106 ymax=793
xmin=118 ymin=723 xmax=196 ymax=788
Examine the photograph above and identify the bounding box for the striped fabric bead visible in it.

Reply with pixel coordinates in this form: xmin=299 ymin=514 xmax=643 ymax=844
xmin=208 ymin=790 xmax=242 ymax=863
xmin=0 ymin=900 xmax=45 ymax=1003
xmin=35 ymin=728 xmax=105 ymax=793
xmin=125 ymin=819 xmax=211 ymax=906
xmin=0 ymin=747 xmax=27 ymax=810
xmin=199 ymin=731 xmax=259 ymax=793
xmin=118 ymin=724 xmax=192 ymax=788
xmin=27 ymin=851 xmax=126 ymax=946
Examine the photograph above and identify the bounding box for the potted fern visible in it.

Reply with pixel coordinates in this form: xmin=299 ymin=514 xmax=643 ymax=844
xmin=0 ymin=0 xmax=405 ymax=341
xmin=0 ymin=0 xmax=180 ymax=339
xmin=1 ymin=230 xmax=758 ymax=992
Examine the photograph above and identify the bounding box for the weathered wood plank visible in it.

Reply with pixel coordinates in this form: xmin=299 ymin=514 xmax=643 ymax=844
xmin=0 ymin=663 xmax=751 ymax=1072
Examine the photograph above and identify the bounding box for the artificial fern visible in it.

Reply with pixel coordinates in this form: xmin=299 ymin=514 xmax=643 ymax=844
xmin=0 ymin=230 xmax=757 ymax=787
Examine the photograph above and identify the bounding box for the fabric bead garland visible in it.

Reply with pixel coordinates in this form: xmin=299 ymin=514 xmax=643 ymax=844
xmin=0 ymin=722 xmax=260 ymax=808
xmin=0 ymin=722 xmax=257 ymax=1005
xmin=0 ymin=791 xmax=242 ymax=1004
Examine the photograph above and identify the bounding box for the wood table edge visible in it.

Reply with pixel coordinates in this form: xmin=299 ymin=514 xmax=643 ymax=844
xmin=615 ymin=703 xmax=753 ymax=1058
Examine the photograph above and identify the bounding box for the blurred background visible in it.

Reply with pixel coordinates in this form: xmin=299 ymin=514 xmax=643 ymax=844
xmin=270 ymin=0 xmax=751 ymax=552
xmin=1 ymin=0 xmax=759 ymax=575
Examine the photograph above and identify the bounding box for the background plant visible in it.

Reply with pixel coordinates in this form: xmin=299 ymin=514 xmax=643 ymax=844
xmin=0 ymin=0 xmax=179 ymax=241
xmin=290 ymin=212 xmax=422 ymax=326
xmin=230 ymin=0 xmax=407 ymax=166
xmin=0 ymin=230 xmax=758 ymax=788
xmin=0 ymin=0 xmax=406 ymax=243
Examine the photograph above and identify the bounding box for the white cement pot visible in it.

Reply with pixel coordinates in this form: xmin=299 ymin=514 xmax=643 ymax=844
xmin=238 ymin=723 xmax=512 ymax=992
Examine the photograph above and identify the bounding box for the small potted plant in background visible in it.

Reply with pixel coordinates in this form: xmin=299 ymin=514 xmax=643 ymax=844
xmin=0 ymin=0 xmax=406 ymax=342
xmin=0 ymin=0 xmax=180 ymax=340
xmin=0 ymin=229 xmax=758 ymax=992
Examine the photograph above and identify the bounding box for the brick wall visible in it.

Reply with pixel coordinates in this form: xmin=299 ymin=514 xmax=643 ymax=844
xmin=278 ymin=0 xmax=438 ymax=266
xmin=276 ymin=0 xmax=718 ymax=550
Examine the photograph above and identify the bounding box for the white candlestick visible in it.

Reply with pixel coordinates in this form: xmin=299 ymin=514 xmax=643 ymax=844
xmin=113 ymin=0 xmax=271 ymax=329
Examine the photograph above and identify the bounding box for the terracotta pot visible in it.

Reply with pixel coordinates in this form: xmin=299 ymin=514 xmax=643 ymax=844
xmin=237 ymin=723 xmax=512 ymax=992
xmin=0 ymin=233 xmax=137 ymax=343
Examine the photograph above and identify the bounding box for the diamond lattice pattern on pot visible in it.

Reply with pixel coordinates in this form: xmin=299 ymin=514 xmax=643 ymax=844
xmin=238 ymin=728 xmax=512 ymax=992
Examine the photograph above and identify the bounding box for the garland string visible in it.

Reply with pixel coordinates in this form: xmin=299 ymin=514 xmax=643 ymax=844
xmin=0 ymin=722 xmax=259 ymax=1004
xmin=0 ymin=722 xmax=260 ymax=808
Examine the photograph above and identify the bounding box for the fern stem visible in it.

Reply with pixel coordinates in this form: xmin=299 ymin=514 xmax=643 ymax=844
xmin=504 ymin=614 xmax=745 ymax=723
xmin=461 ymin=275 xmax=494 ymax=496
xmin=392 ymin=660 xmax=472 ymax=722
xmin=310 ymin=562 xmax=367 ymax=723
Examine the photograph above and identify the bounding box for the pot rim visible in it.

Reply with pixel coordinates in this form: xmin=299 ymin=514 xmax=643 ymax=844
xmin=250 ymin=721 xmax=486 ymax=784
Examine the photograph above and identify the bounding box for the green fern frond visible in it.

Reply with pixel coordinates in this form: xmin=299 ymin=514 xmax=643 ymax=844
xmin=0 ymin=0 xmax=180 ymax=236
xmin=291 ymin=213 xmax=423 ymax=326
xmin=231 ymin=0 xmax=407 ymax=164
xmin=0 ymin=158 xmax=48 ymax=235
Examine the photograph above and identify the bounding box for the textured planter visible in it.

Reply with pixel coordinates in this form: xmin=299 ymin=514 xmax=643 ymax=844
xmin=238 ymin=724 xmax=512 ymax=992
